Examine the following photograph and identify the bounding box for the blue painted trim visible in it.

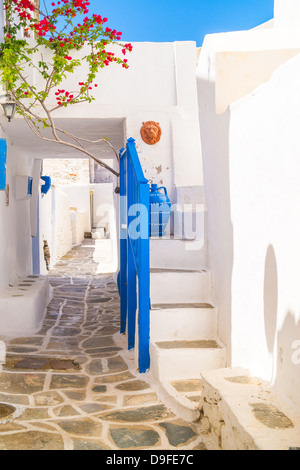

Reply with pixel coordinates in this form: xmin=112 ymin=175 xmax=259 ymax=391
xmin=138 ymin=181 xmax=150 ymax=372
xmin=119 ymin=148 xmax=127 ymax=335
xmin=0 ymin=139 xmax=7 ymax=191
xmin=119 ymin=138 xmax=150 ymax=373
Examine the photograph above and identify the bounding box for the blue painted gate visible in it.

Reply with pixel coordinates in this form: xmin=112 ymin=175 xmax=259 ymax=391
xmin=119 ymin=138 xmax=150 ymax=373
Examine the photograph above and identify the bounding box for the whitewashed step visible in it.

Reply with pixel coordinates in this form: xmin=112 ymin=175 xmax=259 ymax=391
xmin=150 ymin=303 xmax=218 ymax=342
xmin=92 ymin=228 xmax=105 ymax=239
xmin=0 ymin=276 xmax=50 ymax=336
xmin=173 ymin=206 xmax=206 ymax=241
xmin=199 ymin=367 xmax=300 ymax=450
xmin=150 ymin=269 xmax=212 ymax=304
xmin=150 ymin=339 xmax=226 ymax=381
xmin=150 ymin=238 xmax=206 ymax=270
xmin=158 ymin=379 xmax=203 ymax=422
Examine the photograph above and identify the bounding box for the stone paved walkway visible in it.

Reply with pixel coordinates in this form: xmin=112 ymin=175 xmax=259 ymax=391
xmin=0 ymin=241 xmax=208 ymax=450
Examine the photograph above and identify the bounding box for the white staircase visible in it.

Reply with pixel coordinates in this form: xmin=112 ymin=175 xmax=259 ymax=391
xmin=149 ymin=236 xmax=226 ymax=422
xmin=150 ymin=268 xmax=211 ymax=304
xmin=0 ymin=276 xmax=50 ymax=337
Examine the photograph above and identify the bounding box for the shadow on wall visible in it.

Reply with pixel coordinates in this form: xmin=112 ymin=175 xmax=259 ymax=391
xmin=263 ymin=244 xmax=278 ymax=381
xmin=197 ymin=69 xmax=234 ymax=365
xmin=274 ymin=312 xmax=300 ymax=408
xmin=263 ymin=246 xmax=300 ymax=407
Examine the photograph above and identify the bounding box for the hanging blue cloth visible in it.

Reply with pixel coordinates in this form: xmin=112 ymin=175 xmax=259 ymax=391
xmin=41 ymin=176 xmax=51 ymax=195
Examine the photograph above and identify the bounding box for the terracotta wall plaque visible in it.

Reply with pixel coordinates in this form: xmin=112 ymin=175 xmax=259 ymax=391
xmin=140 ymin=121 xmax=162 ymax=145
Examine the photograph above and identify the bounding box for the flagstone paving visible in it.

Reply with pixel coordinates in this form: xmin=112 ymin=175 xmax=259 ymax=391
xmin=0 ymin=241 xmax=209 ymax=450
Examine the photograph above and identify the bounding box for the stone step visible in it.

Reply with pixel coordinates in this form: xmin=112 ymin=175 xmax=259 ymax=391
xmin=150 ymin=303 xmax=218 ymax=342
xmin=158 ymin=379 xmax=203 ymax=422
xmin=150 ymin=238 xmax=206 ymax=270
xmin=0 ymin=276 xmax=50 ymax=336
xmin=150 ymin=269 xmax=212 ymax=304
xmin=91 ymin=228 xmax=105 ymax=239
xmin=150 ymin=339 xmax=226 ymax=382
xmin=199 ymin=367 xmax=300 ymax=450
xmin=173 ymin=205 xmax=206 ymax=241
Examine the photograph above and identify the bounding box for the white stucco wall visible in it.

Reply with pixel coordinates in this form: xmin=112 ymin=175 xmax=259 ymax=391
xmin=11 ymin=41 xmax=204 ymax=207
xmin=0 ymin=0 xmax=4 ymax=44
xmin=198 ymin=41 xmax=300 ymax=407
xmin=91 ymin=183 xmax=114 ymax=231
xmin=198 ymin=29 xmax=300 ymax=116
xmin=38 ymin=181 xmax=117 ymax=268
xmin=91 ymin=183 xmax=118 ymax=272
xmin=0 ymin=41 xmax=204 ymax=277
xmin=39 ymin=184 xmax=92 ymax=266
xmin=39 ymin=189 xmax=52 ymax=274
xmin=43 ymin=158 xmax=90 ymax=186
xmin=52 ymin=186 xmax=73 ymax=261
xmin=229 ymin=55 xmax=300 ymax=406
xmin=0 ymin=38 xmax=205 ymax=335
xmin=215 ymin=49 xmax=300 ymax=114
xmin=0 ymin=133 xmax=33 ymax=291
xmin=274 ymin=0 xmax=300 ymax=29
xmin=62 ymin=185 xmax=91 ymax=245
xmin=60 ymin=185 xmax=91 ymax=221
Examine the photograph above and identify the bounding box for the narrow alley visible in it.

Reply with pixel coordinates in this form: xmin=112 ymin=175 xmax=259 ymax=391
xmin=0 ymin=241 xmax=207 ymax=450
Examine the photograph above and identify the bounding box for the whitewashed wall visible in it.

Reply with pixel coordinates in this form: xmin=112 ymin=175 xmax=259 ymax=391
xmin=39 ymin=189 xmax=52 ymax=275
xmin=0 ymin=40 xmax=204 ymax=293
xmin=91 ymin=183 xmax=113 ymax=231
xmin=62 ymin=185 xmax=91 ymax=246
xmin=52 ymin=187 xmax=73 ymax=261
xmin=21 ymin=41 xmax=204 ymax=205
xmin=198 ymin=41 xmax=300 ymax=407
xmin=0 ymin=133 xmax=33 ymax=291
xmin=39 ymin=184 xmax=91 ymax=267
xmin=0 ymin=0 xmax=4 ymax=44
xmin=43 ymin=158 xmax=90 ymax=186
xmin=229 ymin=55 xmax=300 ymax=406
xmin=274 ymin=0 xmax=300 ymax=29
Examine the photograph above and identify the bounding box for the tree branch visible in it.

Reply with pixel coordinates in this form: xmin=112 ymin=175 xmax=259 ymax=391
xmin=1 ymin=0 xmax=132 ymax=178
xmin=22 ymin=113 xmax=119 ymax=176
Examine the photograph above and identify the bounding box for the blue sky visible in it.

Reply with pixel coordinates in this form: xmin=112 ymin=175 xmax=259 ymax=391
xmin=93 ymin=0 xmax=274 ymax=45
xmin=45 ymin=0 xmax=274 ymax=46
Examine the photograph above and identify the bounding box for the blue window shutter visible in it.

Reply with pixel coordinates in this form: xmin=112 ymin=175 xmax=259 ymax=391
xmin=0 ymin=139 xmax=7 ymax=191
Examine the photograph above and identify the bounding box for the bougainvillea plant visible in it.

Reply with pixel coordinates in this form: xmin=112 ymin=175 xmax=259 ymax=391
xmin=0 ymin=0 xmax=133 ymax=176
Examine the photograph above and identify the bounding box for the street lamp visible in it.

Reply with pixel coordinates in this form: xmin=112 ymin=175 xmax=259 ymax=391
xmin=0 ymin=94 xmax=16 ymax=122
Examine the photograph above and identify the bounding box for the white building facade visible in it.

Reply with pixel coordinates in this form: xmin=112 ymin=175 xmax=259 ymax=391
xmin=0 ymin=31 xmax=204 ymax=334
xmin=0 ymin=1 xmax=299 ymax=447
xmin=197 ymin=0 xmax=300 ymax=408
